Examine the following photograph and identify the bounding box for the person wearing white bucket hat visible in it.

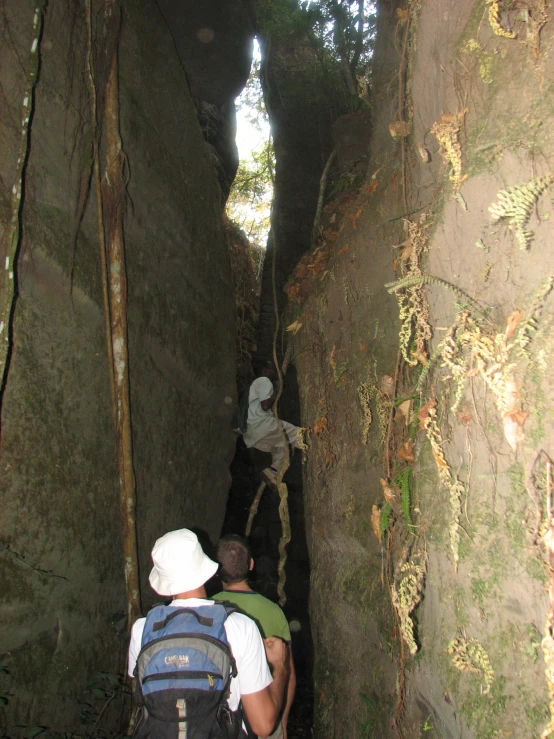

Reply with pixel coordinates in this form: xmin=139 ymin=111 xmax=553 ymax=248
xmin=147 ymin=528 xmax=219 ymax=595
xmin=128 ymin=529 xmax=288 ymax=737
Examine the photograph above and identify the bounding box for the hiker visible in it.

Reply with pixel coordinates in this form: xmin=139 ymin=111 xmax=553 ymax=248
xmin=243 ymin=359 xmax=301 ymax=487
xmin=213 ymin=535 xmax=296 ymax=739
xmin=127 ymin=528 xmax=289 ymax=738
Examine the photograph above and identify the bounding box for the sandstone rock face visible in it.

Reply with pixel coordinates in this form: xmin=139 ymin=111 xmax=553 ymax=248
xmin=285 ymin=0 xmax=554 ymax=736
xmin=157 ymin=0 xmax=254 ymax=202
xmin=332 ymin=112 xmax=371 ymax=170
xmin=256 ymin=32 xmax=350 ymax=358
xmin=0 ymin=0 xmax=237 ymax=728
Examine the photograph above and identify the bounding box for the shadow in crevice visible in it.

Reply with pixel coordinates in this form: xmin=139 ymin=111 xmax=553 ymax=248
xmin=218 ymin=367 xmax=313 ymax=735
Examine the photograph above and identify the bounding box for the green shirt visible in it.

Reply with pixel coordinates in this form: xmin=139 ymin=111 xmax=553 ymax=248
xmin=213 ymin=590 xmax=291 ymax=642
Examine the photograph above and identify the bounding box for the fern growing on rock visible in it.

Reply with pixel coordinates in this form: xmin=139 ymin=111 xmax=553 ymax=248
xmin=489 ymin=174 xmax=554 ymax=250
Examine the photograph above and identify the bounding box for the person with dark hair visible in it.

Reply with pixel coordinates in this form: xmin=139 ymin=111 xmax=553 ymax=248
xmin=213 ymin=535 xmax=296 ymax=739
xmin=243 ymin=359 xmax=300 ymax=487
xmin=128 ymin=529 xmax=289 ymax=738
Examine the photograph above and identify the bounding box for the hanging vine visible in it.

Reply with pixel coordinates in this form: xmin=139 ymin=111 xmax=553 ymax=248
xmin=96 ymin=0 xmax=140 ymax=627
xmin=271 ymin=231 xmax=292 ymax=606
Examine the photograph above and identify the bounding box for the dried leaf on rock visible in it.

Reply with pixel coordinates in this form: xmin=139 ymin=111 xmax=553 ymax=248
xmin=397 ymin=399 xmax=412 ymax=424
xmin=371 ymin=505 xmax=382 ymax=543
xmin=314 ymin=417 xmax=328 ymax=437
xmin=419 ymin=398 xmax=437 ymax=429
xmin=500 ymin=376 xmax=525 ymax=452
xmin=411 ymin=349 xmax=429 ymax=365
xmin=502 ymin=413 xmax=525 ymax=453
xmin=396 ymin=7 xmax=409 ymax=23
xmin=337 ymin=245 xmax=349 ymax=256
xmin=396 ymin=440 xmax=415 ymax=463
xmin=349 ymin=205 xmax=363 ymax=229
xmin=380 ymin=477 xmax=396 ymax=505
xmin=286 ymin=320 xmax=303 ymax=335
xmin=380 ymin=478 xmax=401 ymax=515
xmin=440 ymin=108 xmax=469 ymax=124
xmin=401 ymin=244 xmax=414 ymax=262
xmin=432 ymin=448 xmax=449 ymax=468
xmin=505 ymin=409 xmax=528 ymax=426
xmin=380 ymin=374 xmax=395 ymax=397
xmin=505 ymin=310 xmax=522 ymax=340
xmin=418 ymin=144 xmax=430 ymax=162
xmin=389 ymin=120 xmax=410 ymax=138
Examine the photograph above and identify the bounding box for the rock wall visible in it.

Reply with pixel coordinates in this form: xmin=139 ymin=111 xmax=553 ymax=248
xmin=256 ymin=28 xmax=350 ymax=358
xmin=0 ymin=0 xmax=240 ymax=729
xmin=156 ymin=0 xmax=253 ymax=202
xmin=285 ymin=0 xmax=554 ymax=736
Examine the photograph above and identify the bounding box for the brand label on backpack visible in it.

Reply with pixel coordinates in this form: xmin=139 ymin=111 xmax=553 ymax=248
xmin=165 ymin=654 xmax=190 ymax=667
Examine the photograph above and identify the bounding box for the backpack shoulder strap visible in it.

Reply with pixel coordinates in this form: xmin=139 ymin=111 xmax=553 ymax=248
xmin=221 ymin=603 xmax=240 ymax=618
xmin=215 ymin=603 xmax=239 ymax=679
xmin=151 ymin=607 xmax=214 ymax=631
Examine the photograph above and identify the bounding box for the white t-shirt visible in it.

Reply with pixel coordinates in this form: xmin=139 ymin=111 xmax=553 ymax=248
xmin=127 ymin=598 xmax=272 ymax=712
xmin=243 ymin=377 xmax=278 ymax=447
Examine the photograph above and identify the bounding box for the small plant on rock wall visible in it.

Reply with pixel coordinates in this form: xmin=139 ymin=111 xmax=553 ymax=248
xmin=357 ymin=380 xmax=374 ymax=444
xmin=420 ymin=275 xmax=553 ymax=455
xmin=448 ymin=636 xmax=495 ymax=694
xmin=391 ymin=553 xmax=427 ymax=656
xmin=394 ymin=467 xmax=414 ymax=533
xmin=488 ymin=174 xmax=554 ymax=251
xmin=380 ymin=501 xmax=393 ymax=539
xmin=486 ymin=0 xmax=516 ymax=38
xmin=388 ymin=218 xmax=432 ymax=366
xmin=430 ymin=109 xmax=468 ymax=195
xmin=358 ymin=693 xmax=377 ymax=738
xmin=421 ymin=403 xmax=464 ymax=571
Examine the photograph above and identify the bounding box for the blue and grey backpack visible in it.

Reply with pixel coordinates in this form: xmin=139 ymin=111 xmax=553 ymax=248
xmin=132 ymin=604 xmax=245 ymax=739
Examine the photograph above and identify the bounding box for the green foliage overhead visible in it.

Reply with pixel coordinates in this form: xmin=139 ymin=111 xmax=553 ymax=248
xmin=227 ymin=54 xmax=273 ymax=249
xmin=227 ymin=137 xmax=273 ymax=250
xmin=232 ymin=138 xmax=274 ymax=200
xmin=257 ymin=0 xmax=376 ymax=98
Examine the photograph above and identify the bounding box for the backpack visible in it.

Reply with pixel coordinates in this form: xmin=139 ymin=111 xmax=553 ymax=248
xmin=132 ymin=604 xmax=246 ymax=739
xmin=231 ymin=387 xmax=250 ymax=435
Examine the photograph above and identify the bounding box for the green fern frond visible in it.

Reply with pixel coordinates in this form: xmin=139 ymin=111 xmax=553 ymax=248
xmin=489 ymin=174 xmax=554 ymax=251
xmin=394 ymin=468 xmax=414 ymax=532
xmin=385 ymin=274 xmax=485 ymax=315
xmin=380 ymin=502 xmax=393 ymax=538
xmin=415 ymin=343 xmax=443 ymax=392
xmin=514 ymin=275 xmax=554 ymax=354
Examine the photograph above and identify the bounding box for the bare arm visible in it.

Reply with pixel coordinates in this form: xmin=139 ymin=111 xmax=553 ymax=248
xmin=241 ymin=638 xmax=289 ymax=737
xmin=281 ymin=650 xmax=296 ymax=738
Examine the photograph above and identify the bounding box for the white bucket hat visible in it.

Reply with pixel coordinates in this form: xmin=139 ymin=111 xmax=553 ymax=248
xmin=148 ymin=529 xmax=218 ymax=596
